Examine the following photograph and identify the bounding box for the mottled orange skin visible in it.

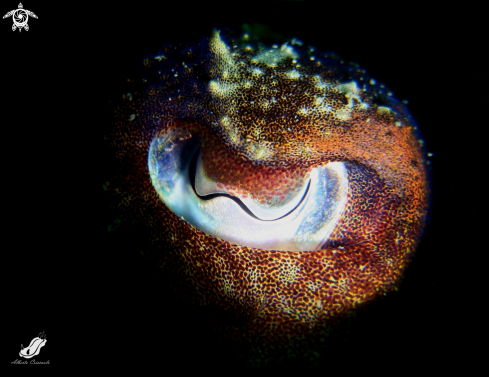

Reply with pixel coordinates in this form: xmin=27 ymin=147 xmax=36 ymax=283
xmin=200 ymin=129 xmax=310 ymax=204
xmin=105 ymin=30 xmax=429 ymax=350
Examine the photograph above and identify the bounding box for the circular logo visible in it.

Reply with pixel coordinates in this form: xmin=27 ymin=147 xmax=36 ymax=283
xmin=12 ymin=9 xmax=28 ymax=28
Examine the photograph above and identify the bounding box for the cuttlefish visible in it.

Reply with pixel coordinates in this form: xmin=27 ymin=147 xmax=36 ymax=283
xmin=106 ymin=29 xmax=429 ymax=346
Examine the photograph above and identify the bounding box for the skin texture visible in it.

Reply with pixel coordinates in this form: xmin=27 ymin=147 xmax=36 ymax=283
xmin=106 ymin=29 xmax=429 ymax=352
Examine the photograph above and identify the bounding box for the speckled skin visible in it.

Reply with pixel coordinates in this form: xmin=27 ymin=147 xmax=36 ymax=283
xmin=106 ymin=29 xmax=429 ymax=349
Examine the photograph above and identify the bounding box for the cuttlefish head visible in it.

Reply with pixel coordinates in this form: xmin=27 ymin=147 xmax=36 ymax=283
xmin=107 ymin=29 xmax=429 ymax=346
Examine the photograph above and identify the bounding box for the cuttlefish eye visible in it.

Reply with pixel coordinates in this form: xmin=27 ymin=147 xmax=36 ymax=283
xmin=106 ymin=29 xmax=429 ymax=348
xmin=148 ymin=126 xmax=348 ymax=251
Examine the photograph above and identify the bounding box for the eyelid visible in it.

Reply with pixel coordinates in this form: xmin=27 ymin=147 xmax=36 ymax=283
xmin=194 ymin=152 xmax=311 ymax=221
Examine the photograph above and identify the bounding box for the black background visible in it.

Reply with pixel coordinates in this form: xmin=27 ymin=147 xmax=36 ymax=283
xmin=4 ymin=0 xmax=485 ymax=370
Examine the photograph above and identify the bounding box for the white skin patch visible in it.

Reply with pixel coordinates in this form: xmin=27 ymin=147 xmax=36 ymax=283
xmin=251 ymin=67 xmax=263 ymax=76
xmin=251 ymin=43 xmax=298 ymax=67
xmin=286 ymin=70 xmax=301 ymax=80
xmin=205 ymin=31 xmax=372 ymax=160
